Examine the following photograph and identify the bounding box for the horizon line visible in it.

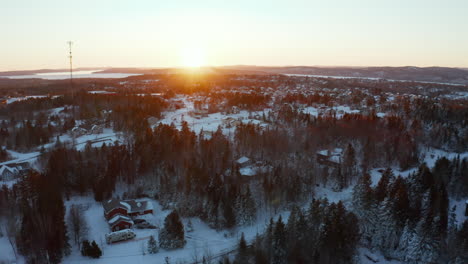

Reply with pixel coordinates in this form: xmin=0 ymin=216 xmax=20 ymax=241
xmin=2 ymin=64 xmax=468 ymax=73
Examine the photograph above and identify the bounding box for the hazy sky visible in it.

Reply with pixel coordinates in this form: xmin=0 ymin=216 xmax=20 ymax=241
xmin=2 ymin=0 xmax=467 ymax=71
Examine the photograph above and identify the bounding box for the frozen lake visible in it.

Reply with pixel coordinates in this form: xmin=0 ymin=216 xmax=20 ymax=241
xmin=3 ymin=70 xmax=141 ymax=80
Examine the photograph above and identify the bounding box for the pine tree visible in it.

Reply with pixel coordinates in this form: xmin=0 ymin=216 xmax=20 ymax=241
xmin=89 ymin=241 xmax=102 ymax=258
xmin=81 ymin=240 xmax=91 ymax=257
xmin=352 ymin=173 xmax=373 ymax=214
xmin=342 ymin=143 xmax=357 ymax=185
xmin=374 ymin=168 xmax=394 ymax=203
xmin=272 ymin=216 xmax=286 ymax=264
xmin=235 ymin=233 xmax=249 ymax=264
xmin=148 ymin=235 xmax=159 ymax=254
xmin=396 ymin=222 xmax=412 ymax=260
xmin=352 ymin=172 xmax=376 ymax=241
xmin=159 ymin=210 xmax=186 ymax=249
xmin=373 ymin=198 xmax=399 ymax=257
xmin=236 ymin=187 xmax=257 ymax=226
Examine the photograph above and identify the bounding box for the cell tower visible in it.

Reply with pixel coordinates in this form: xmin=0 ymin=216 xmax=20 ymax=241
xmin=67 ymin=41 xmax=73 ymax=91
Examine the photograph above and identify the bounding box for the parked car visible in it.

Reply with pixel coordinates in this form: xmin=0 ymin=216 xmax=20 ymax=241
xmin=134 ymin=219 xmax=157 ymax=229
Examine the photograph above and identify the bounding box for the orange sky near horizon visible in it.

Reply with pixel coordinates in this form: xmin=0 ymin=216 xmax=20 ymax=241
xmin=1 ymin=0 xmax=468 ymax=71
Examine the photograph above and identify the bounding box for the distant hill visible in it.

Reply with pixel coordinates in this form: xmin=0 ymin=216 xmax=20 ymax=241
xmin=217 ymin=66 xmax=468 ymax=84
xmin=3 ymin=66 xmax=468 ymax=84
xmin=0 ymin=68 xmax=104 ymax=76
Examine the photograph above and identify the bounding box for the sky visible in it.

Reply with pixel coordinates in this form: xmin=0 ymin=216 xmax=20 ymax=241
xmin=1 ymin=0 xmax=467 ymax=71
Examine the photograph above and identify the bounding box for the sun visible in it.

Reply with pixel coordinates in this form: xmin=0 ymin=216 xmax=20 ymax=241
xmin=180 ymin=46 xmax=205 ymax=68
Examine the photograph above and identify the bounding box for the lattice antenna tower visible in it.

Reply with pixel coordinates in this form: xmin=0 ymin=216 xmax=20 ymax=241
xmin=67 ymin=41 xmax=73 ymax=95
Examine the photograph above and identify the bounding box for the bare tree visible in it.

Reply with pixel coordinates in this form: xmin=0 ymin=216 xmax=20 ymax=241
xmin=68 ymin=204 xmax=88 ymax=246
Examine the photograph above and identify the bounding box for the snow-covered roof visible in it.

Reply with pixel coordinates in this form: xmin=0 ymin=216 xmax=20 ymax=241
xmin=103 ymin=198 xmax=153 ymax=214
xmin=120 ymin=201 xmax=131 ymax=211
xmin=126 ymin=199 xmax=153 ymax=213
xmin=236 ymin=156 xmax=250 ymax=164
xmin=317 ymin=150 xmax=328 ymax=156
xmin=108 ymin=214 xmax=133 ymax=225
xmin=0 ymin=165 xmax=18 ymax=175
xmin=103 ymin=198 xmax=128 ymax=214
xmin=240 ymin=167 xmax=256 ymax=176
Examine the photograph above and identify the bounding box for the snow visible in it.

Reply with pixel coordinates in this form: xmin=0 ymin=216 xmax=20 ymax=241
xmin=0 ymin=128 xmax=121 ymax=186
xmin=3 ymin=167 xmax=381 ymax=264
xmin=0 ymin=235 xmax=20 ymax=264
xmin=442 ymin=91 xmax=468 ymax=100
xmin=302 ymin=105 xmax=360 ymax=118
xmin=62 ymin=196 xmax=267 ymax=264
xmin=370 ymin=148 xmax=468 ymax=186
xmin=0 ymin=179 xmax=19 ymax=188
xmin=334 ymin=105 xmax=360 ymax=115
xmin=302 ymin=106 xmax=319 ymax=116
xmin=5 ymin=95 xmax=48 ymax=104
xmin=314 ymin=185 xmax=354 ymax=206
xmin=0 ymin=150 xmax=40 ymax=166
xmin=357 ymin=247 xmax=403 ymax=264
xmin=108 ymin=215 xmax=133 ymax=225
xmin=49 ymin=106 xmax=67 ymax=116
xmin=0 ymin=165 xmax=18 ymax=175
xmin=239 ymin=166 xmax=256 ymax=176
xmin=157 ymin=96 xmax=269 ymax=137
xmin=71 ymin=128 xmax=121 ymax=151
xmin=119 ymin=201 xmax=132 ymax=211
xmin=88 ymin=91 xmax=116 ymax=95
xmin=236 ymin=156 xmax=249 ymax=164
xmin=449 ymin=199 xmax=468 ymax=228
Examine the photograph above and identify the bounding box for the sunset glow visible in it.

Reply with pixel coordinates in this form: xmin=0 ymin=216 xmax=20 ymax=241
xmin=1 ymin=0 xmax=468 ymax=70
xmin=180 ymin=46 xmax=206 ymax=68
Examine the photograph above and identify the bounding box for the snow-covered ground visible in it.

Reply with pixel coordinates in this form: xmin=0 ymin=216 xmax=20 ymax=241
xmin=0 ymin=129 xmax=121 ymax=187
xmin=157 ymin=96 xmax=269 ymax=137
xmin=302 ymin=105 xmax=361 ymax=118
xmin=88 ymin=91 xmax=116 ymax=95
xmin=369 ymin=148 xmax=468 ymax=187
xmin=357 ymin=248 xmax=403 ymax=264
xmin=0 ymin=235 xmax=22 ymax=264
xmin=4 ymin=95 xmax=48 ymax=104
xmin=61 ymin=196 xmax=274 ymax=264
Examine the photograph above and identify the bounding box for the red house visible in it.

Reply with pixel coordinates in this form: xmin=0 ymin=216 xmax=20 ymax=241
xmin=103 ymin=198 xmax=154 ymax=231
xmin=108 ymin=215 xmax=134 ymax=231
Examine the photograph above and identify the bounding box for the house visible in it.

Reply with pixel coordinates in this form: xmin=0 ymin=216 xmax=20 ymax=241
xmin=124 ymin=200 xmax=154 ymax=217
xmin=0 ymin=165 xmax=19 ymax=181
xmin=316 ymin=148 xmax=342 ymax=168
xmin=102 ymin=198 xmax=154 ymax=231
xmin=108 ymin=215 xmax=134 ymax=232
